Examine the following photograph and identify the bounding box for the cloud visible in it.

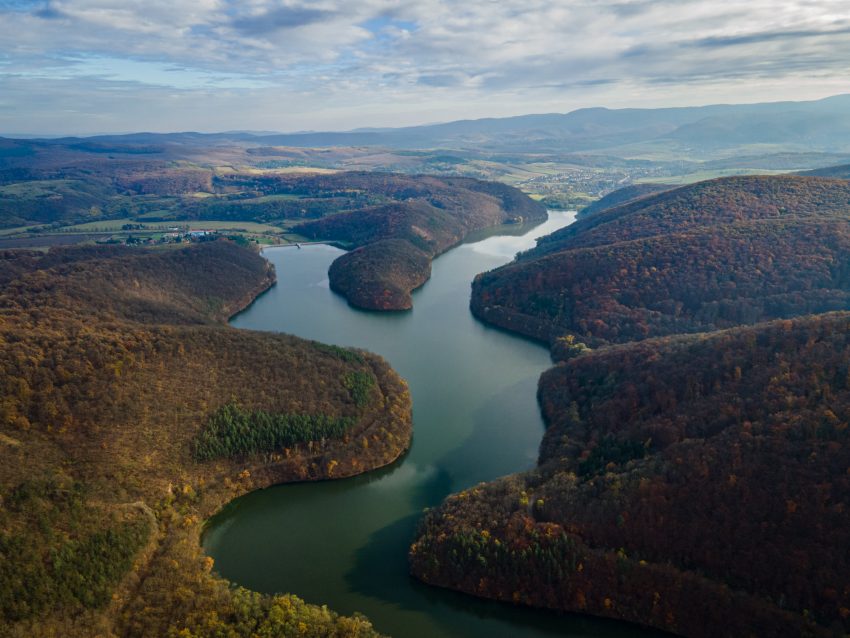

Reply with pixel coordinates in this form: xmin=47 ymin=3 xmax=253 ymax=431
xmin=693 ymin=25 xmax=850 ymax=49
xmin=230 ymin=6 xmax=333 ymax=35
xmin=417 ymin=73 xmax=466 ymax=88
xmin=0 ymin=1 xmax=849 ymax=133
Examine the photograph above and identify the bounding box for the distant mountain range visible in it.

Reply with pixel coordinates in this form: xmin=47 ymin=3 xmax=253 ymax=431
xmin=800 ymin=162 xmax=850 ymax=179
xmin=10 ymin=94 xmax=850 ymax=158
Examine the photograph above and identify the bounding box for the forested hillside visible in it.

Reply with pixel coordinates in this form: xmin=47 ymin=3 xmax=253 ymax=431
xmin=411 ymin=173 xmax=850 ymax=637
xmin=577 ymin=183 xmax=673 ymax=218
xmin=533 ymin=175 xmax=850 ymax=256
xmin=292 ymin=175 xmax=546 ymax=310
xmin=411 ymin=314 xmax=850 ymax=637
xmin=471 ymin=176 xmax=850 ymax=346
xmin=801 ymin=163 xmax=850 ymax=179
xmin=0 ymin=241 xmax=412 ymax=637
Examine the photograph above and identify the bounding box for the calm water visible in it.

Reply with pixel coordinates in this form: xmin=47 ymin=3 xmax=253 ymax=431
xmin=205 ymin=212 xmax=657 ymax=638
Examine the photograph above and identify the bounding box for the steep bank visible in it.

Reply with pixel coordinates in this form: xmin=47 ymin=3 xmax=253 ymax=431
xmin=0 ymin=241 xmax=411 ymax=637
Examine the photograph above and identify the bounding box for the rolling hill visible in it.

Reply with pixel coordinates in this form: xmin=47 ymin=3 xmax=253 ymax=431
xmin=291 ymin=174 xmax=546 ymax=310
xmin=5 ymin=96 xmax=850 ymax=243
xmin=0 ymin=155 xmax=546 ymax=312
xmin=800 ymin=163 xmax=850 ymax=179
xmin=471 ymin=175 xmax=850 ymax=347
xmin=0 ymin=241 xmax=411 ymax=637
xmin=29 ymin=94 xmax=849 ymax=156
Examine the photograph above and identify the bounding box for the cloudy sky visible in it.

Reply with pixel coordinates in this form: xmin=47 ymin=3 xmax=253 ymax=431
xmin=1 ymin=0 xmax=849 ymax=134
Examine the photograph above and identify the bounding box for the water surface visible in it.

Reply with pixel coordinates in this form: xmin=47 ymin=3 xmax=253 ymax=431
xmin=205 ymin=212 xmax=658 ymax=638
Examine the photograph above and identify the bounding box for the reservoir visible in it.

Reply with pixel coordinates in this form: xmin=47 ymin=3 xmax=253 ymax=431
xmin=204 ymin=212 xmax=656 ymax=637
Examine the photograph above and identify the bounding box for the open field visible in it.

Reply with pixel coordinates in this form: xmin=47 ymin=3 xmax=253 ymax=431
xmin=0 ymin=233 xmax=100 ymax=249
xmin=182 ymin=220 xmax=286 ymax=232
xmin=0 ymin=178 xmax=80 ymax=197
xmin=223 ymin=166 xmax=339 ymax=175
xmin=0 ymin=223 xmax=41 ymax=236
xmin=57 ymin=218 xmax=285 ymax=233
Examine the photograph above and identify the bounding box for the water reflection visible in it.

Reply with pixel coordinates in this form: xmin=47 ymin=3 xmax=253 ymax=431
xmin=205 ymin=212 xmax=661 ymax=637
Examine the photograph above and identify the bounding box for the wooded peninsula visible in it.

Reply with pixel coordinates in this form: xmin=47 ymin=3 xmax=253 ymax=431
xmin=0 ymin=240 xmax=411 ymax=637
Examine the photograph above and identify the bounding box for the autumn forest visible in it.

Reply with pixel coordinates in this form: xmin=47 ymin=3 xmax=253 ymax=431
xmin=2 ymin=113 xmax=850 ymax=638
xmin=413 ymin=174 xmax=850 ymax=637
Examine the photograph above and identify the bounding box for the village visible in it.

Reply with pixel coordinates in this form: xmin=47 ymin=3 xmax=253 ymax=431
xmin=121 ymin=227 xmax=218 ymax=246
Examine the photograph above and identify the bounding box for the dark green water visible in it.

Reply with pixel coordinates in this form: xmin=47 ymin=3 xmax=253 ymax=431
xmin=205 ymin=212 xmax=657 ymax=637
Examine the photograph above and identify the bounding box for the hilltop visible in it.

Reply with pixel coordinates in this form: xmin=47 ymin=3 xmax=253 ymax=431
xmin=0 ymin=241 xmax=412 ymax=637
xmin=6 ymin=95 xmax=850 ymax=255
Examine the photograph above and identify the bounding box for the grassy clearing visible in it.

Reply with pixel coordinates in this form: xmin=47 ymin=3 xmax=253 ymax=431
xmin=182 ymin=220 xmax=285 ymax=232
xmin=0 ymin=179 xmax=77 ymax=197
xmin=134 ymin=210 xmax=177 ymax=220
xmin=235 ymin=166 xmax=339 ymax=175
xmin=0 ymin=224 xmax=42 ymax=236
xmin=57 ymin=218 xmax=141 ymax=231
xmin=523 ymin=162 xmax=566 ymax=176
xmin=250 ymin=194 xmax=305 ymax=203
xmin=62 ymin=218 xmax=282 ymax=231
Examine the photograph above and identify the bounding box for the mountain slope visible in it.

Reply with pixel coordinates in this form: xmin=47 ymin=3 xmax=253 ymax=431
xmin=243 ymin=94 xmax=850 ymax=153
xmin=471 ymin=176 xmax=850 ymax=346
xmin=411 ymin=313 xmax=850 ymax=637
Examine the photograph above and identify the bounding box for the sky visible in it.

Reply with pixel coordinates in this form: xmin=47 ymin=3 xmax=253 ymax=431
xmin=0 ymin=0 xmax=849 ymax=135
